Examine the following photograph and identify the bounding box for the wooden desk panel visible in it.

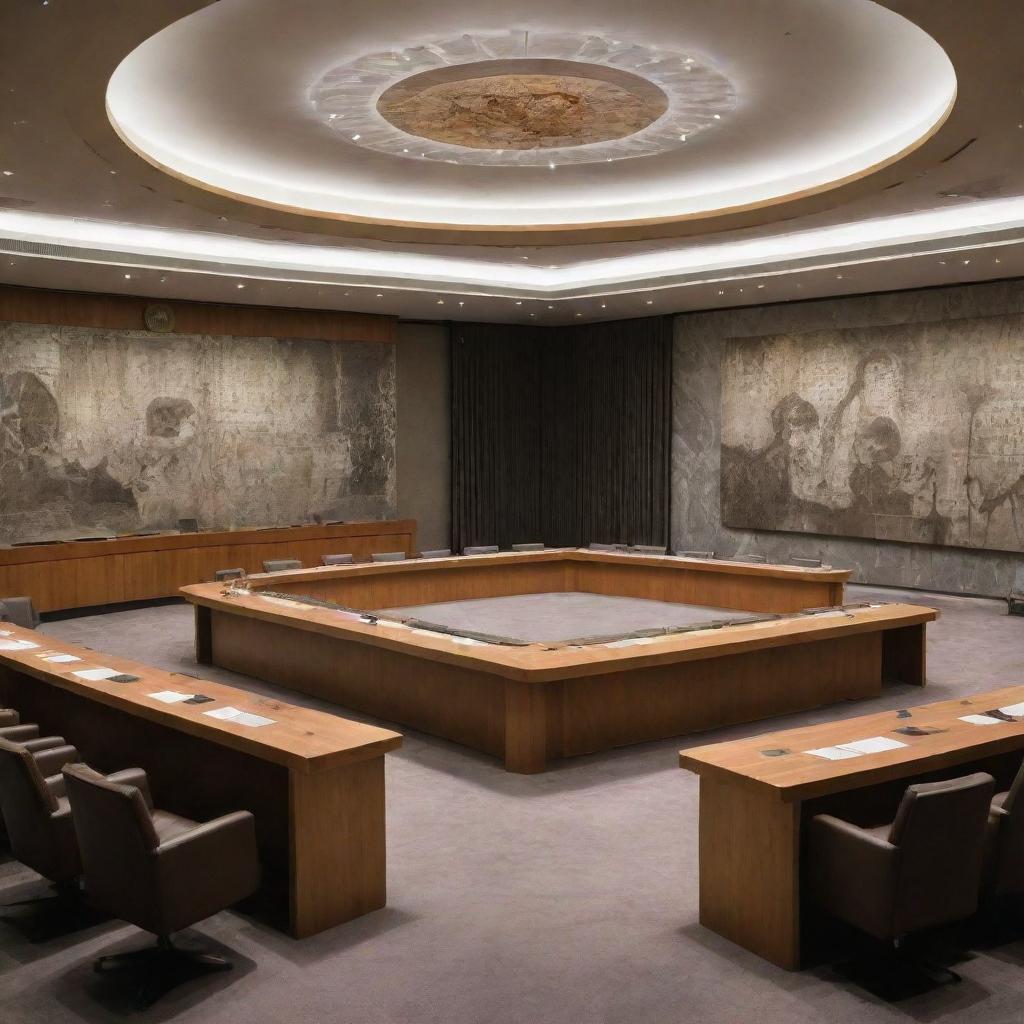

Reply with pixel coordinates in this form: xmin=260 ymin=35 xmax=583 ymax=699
xmin=0 ymin=520 xmax=416 ymax=612
xmin=680 ymin=687 xmax=1024 ymax=969
xmin=0 ymin=624 xmax=402 ymax=938
xmin=184 ymin=553 xmax=933 ymax=773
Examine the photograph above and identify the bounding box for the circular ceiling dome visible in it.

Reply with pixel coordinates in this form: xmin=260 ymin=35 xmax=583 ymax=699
xmin=105 ymin=0 xmax=957 ymax=234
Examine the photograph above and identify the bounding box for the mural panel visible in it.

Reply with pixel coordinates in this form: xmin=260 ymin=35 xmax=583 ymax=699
xmin=721 ymin=316 xmax=1024 ymax=553
xmin=0 ymin=322 xmax=395 ymax=544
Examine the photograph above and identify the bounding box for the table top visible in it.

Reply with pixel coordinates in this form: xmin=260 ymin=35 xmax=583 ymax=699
xmin=0 ymin=623 xmax=402 ymax=774
xmin=680 ymin=685 xmax=1024 ymax=802
xmin=184 ymin=561 xmax=936 ymax=681
xmin=0 ymin=519 xmax=417 ymax=565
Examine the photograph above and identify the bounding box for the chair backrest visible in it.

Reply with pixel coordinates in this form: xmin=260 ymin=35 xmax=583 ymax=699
xmin=463 ymin=545 xmax=499 ymax=556
xmin=214 ymin=568 xmax=245 ymax=582
xmin=371 ymin=551 xmax=406 ymax=562
xmin=678 ymin=550 xmax=715 ymax=559
xmin=731 ymin=554 xmax=767 ymax=563
xmin=0 ymin=708 xmax=19 ymax=728
xmin=420 ymin=549 xmax=452 ymax=559
xmin=588 ymin=542 xmax=622 ymax=552
xmin=321 ymin=553 xmax=354 ymax=566
xmin=888 ymin=772 xmax=994 ymax=934
xmin=989 ymin=758 xmax=1024 ymax=896
xmin=791 ymin=557 xmax=823 ymax=568
xmin=631 ymin=545 xmax=667 ymax=555
xmin=511 ymin=543 xmax=544 ymax=552
xmin=62 ymin=763 xmax=159 ymax=923
xmin=0 ymin=736 xmax=80 ymax=881
xmin=0 ymin=597 xmax=39 ymax=630
xmin=262 ymin=559 xmax=301 ymax=572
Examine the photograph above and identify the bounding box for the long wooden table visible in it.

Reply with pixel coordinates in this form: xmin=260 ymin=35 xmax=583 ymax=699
xmin=680 ymin=686 xmax=1024 ymax=970
xmin=0 ymin=623 xmax=402 ymax=938
xmin=182 ymin=550 xmax=935 ymax=774
xmin=0 ymin=519 xmax=417 ymax=612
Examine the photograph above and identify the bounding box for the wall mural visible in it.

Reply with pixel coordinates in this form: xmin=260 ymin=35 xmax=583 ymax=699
xmin=720 ymin=316 xmax=1024 ymax=554
xmin=0 ymin=322 xmax=396 ymax=544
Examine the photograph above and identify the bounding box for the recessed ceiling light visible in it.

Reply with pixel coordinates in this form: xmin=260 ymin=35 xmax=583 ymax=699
xmin=351 ymin=134 xmax=361 ymax=141
xmin=645 ymin=299 xmax=654 ymax=305
xmin=547 ymin=305 xmax=554 ymax=310
xmin=548 ymin=162 xmax=556 ymax=170
xmin=436 ymin=299 xmax=444 ymax=304
xmin=124 ymin=273 xmax=131 ymax=279
xmin=458 ymin=301 xmax=464 ymax=306
xmin=600 ymin=304 xmax=607 ymax=308
xmin=757 ymin=284 xmax=765 ymax=289
xmin=835 ymin=274 xmax=843 ymax=279
xmin=376 ymin=293 xmax=383 ymax=298
xmin=575 ymin=312 xmax=582 ymax=317
xmin=717 ymin=290 xmax=724 ymax=295
xmin=236 ymin=282 xmax=245 ymax=289
xmin=515 ymin=301 xmax=522 ymax=305
xmin=995 ymin=257 xmax=1002 ymax=263
xmin=963 ymin=258 xmax=971 ymax=265
xmin=1 ymin=171 xmax=12 ymax=176
xmin=713 ymin=114 xmax=721 ymax=120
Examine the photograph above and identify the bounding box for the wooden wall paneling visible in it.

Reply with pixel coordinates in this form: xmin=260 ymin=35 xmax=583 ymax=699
xmin=0 ymin=284 xmax=396 ymax=344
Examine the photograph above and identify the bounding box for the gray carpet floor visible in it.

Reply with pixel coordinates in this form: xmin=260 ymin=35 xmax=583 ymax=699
xmin=0 ymin=585 xmax=1022 ymax=1024
xmin=375 ymin=591 xmax=769 ymax=642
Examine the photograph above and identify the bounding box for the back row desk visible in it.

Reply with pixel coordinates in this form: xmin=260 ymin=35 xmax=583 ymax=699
xmin=0 ymin=519 xmax=417 ymax=613
xmin=680 ymin=686 xmax=1024 ymax=970
xmin=0 ymin=623 xmax=402 ymax=938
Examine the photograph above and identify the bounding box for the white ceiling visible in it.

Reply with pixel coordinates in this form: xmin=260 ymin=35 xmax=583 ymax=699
xmin=1 ymin=0 xmax=1023 ymax=324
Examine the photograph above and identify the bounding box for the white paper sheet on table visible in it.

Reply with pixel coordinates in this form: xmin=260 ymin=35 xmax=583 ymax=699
xmin=72 ymin=667 xmax=120 ymax=681
xmin=605 ymin=637 xmax=658 ymax=648
xmin=999 ymin=702 xmax=1024 ymax=716
xmin=0 ymin=639 xmax=39 ymax=651
xmin=960 ymin=714 xmax=1004 ymax=726
xmin=839 ymin=736 xmax=908 ymax=754
xmin=450 ymin=636 xmax=487 ymax=646
xmin=204 ymin=706 xmax=275 ymax=728
xmin=42 ymin=653 xmax=82 ymax=664
xmin=806 ymin=746 xmax=864 ymax=761
xmin=148 ymin=690 xmax=195 ymax=704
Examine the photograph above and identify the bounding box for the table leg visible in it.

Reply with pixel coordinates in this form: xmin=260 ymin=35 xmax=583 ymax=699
xmin=697 ymin=776 xmax=801 ymax=969
xmin=504 ymin=681 xmax=548 ymax=774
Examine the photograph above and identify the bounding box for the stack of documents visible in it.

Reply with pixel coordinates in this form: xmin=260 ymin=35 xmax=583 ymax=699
xmin=806 ymin=736 xmax=908 ymax=760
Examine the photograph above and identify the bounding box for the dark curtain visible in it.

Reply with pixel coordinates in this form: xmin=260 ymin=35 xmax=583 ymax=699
xmin=450 ymin=317 xmax=671 ymax=552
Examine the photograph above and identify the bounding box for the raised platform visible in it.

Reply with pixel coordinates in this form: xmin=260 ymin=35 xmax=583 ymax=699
xmin=183 ymin=550 xmax=936 ymax=773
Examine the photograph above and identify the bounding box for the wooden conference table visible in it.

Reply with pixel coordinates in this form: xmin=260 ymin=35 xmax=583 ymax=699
xmin=0 ymin=623 xmax=402 ymax=938
xmin=184 ymin=549 xmax=935 ymax=773
xmin=680 ymin=686 xmax=1024 ymax=969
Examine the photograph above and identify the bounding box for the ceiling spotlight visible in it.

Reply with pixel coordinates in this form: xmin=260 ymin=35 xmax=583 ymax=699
xmin=458 ymin=301 xmax=464 ymax=306
xmin=645 ymin=299 xmax=654 ymax=305
xmin=575 ymin=312 xmax=582 ymax=317
xmin=351 ymin=134 xmax=361 ymax=141
xmin=600 ymin=304 xmax=607 ymax=308
xmin=995 ymin=257 xmax=1002 ymax=263
xmin=236 ymin=283 xmax=245 ymax=289
xmin=757 ymin=284 xmax=765 ymax=289
xmin=835 ymin=274 xmax=843 ymax=280
xmin=713 ymin=114 xmax=721 ymax=120
xmin=124 ymin=273 xmax=132 ymax=279
xmin=679 ymin=134 xmax=687 ymax=142
xmin=548 ymin=162 xmax=556 ymax=170
xmin=437 ymin=299 xmax=444 ymax=305
xmin=1 ymin=170 xmax=12 ymax=176
xmin=376 ymin=293 xmax=383 ymax=298
xmin=515 ymin=301 xmax=522 ymax=305
xmin=717 ymin=290 xmax=724 ymax=296
xmin=963 ymin=258 xmax=971 ymax=265
xmin=547 ymin=305 xmax=554 ymax=310
xmin=109 ymin=169 xmax=117 ymax=175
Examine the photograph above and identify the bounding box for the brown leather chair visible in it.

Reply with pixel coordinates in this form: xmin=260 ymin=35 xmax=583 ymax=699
xmin=63 ymin=763 xmax=260 ymax=999
xmin=321 ymin=553 xmax=354 ymax=565
xmin=809 ymin=773 xmax=994 ymax=962
xmin=0 ymin=597 xmax=40 ymax=630
xmin=984 ymin=759 xmax=1024 ymax=898
xmin=262 ymin=558 xmax=301 ymax=572
xmin=0 ymin=708 xmax=69 ymax=753
xmin=0 ymin=735 xmax=88 ymax=886
xmin=213 ymin=567 xmax=245 ymax=582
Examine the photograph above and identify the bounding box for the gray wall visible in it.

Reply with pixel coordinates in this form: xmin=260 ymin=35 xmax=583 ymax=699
xmin=672 ymin=279 xmax=1024 ymax=597
xmin=396 ymin=321 xmax=451 ymax=551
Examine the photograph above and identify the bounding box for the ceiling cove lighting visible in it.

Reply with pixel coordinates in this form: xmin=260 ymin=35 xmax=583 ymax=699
xmin=3 ymin=196 xmax=1024 ymax=299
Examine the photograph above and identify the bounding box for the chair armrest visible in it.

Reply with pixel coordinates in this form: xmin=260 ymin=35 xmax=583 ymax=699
xmin=22 ymin=735 xmax=66 ymax=753
xmin=0 ymin=709 xmax=19 ymax=727
xmin=106 ymin=768 xmax=154 ymax=810
xmin=0 ymin=724 xmax=40 ymax=742
xmin=808 ymin=814 xmax=901 ymax=941
xmin=45 ymin=773 xmax=67 ymax=800
xmin=33 ymin=744 xmax=79 ymax=780
xmin=155 ymin=812 xmax=260 ymax=926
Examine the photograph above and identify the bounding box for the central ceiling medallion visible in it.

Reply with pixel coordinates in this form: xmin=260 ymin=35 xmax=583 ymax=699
xmin=376 ymin=61 xmax=668 ymax=151
xmin=310 ymin=31 xmax=736 ymax=166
